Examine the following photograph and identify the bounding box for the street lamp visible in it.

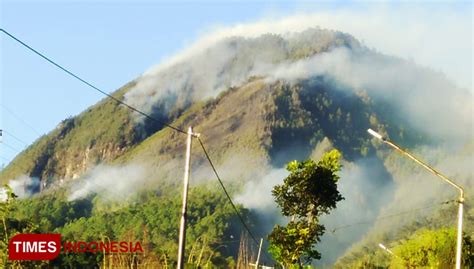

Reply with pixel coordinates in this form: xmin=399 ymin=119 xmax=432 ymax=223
xmin=368 ymin=129 xmax=465 ymax=269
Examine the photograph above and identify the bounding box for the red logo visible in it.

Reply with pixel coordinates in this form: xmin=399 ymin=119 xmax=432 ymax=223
xmin=8 ymin=234 xmax=61 ymax=260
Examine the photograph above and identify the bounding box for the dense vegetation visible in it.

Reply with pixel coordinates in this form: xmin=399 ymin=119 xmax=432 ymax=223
xmin=390 ymin=228 xmax=474 ymax=268
xmin=334 ymin=193 xmax=474 ymax=268
xmin=0 ymin=83 xmax=139 ymax=183
xmin=0 ymin=27 xmax=471 ymax=268
xmin=1 ymin=184 xmax=254 ymax=268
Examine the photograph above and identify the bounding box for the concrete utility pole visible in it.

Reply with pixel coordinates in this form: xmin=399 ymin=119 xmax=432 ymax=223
xmin=177 ymin=127 xmax=199 ymax=269
xmin=249 ymin=238 xmax=264 ymax=269
xmin=368 ymin=129 xmax=465 ymax=269
xmin=255 ymin=238 xmax=263 ymax=269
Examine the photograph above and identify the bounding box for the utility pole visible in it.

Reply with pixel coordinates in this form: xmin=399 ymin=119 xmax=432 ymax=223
xmin=368 ymin=129 xmax=465 ymax=269
xmin=177 ymin=127 xmax=199 ymax=269
xmin=249 ymin=238 xmax=263 ymax=269
xmin=255 ymin=238 xmax=263 ymax=269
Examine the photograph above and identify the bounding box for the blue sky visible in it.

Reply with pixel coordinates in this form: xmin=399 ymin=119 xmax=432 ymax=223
xmin=0 ymin=1 xmax=296 ymax=165
xmin=0 ymin=1 xmax=472 ymax=167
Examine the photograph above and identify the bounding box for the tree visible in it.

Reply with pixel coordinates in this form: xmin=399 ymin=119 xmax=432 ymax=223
xmin=268 ymin=149 xmax=344 ymax=267
xmin=390 ymin=228 xmax=474 ymax=268
xmin=0 ymin=185 xmax=48 ymax=268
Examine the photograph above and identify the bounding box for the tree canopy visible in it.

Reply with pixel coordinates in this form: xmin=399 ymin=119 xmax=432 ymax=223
xmin=268 ymin=149 xmax=344 ymax=267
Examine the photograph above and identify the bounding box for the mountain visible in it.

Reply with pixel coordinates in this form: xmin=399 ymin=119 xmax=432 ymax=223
xmin=1 ymin=28 xmax=433 ymax=186
xmin=1 ymin=28 xmax=472 ymax=267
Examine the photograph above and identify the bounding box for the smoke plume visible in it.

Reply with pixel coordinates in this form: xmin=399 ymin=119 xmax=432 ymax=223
xmin=7 ymin=175 xmax=41 ymax=199
xmin=67 ymin=164 xmax=146 ymax=201
xmin=236 ymin=157 xmax=396 ymax=265
xmin=234 ymin=168 xmax=289 ymax=233
xmin=125 ymin=28 xmax=472 ymax=144
xmin=43 ymin=6 xmax=473 ymax=265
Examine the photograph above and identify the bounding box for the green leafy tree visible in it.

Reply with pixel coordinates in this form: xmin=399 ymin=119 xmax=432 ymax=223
xmin=268 ymin=149 xmax=344 ymax=267
xmin=0 ymin=185 xmax=48 ymax=268
xmin=390 ymin=228 xmax=474 ymax=268
xmin=0 ymin=185 xmax=16 ymax=266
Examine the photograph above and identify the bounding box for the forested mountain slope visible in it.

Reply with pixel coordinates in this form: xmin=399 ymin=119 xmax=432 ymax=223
xmin=1 ymin=27 xmax=472 ymax=268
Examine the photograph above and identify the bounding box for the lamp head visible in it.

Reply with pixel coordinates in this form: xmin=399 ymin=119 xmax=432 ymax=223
xmin=368 ymin=129 xmax=385 ymax=141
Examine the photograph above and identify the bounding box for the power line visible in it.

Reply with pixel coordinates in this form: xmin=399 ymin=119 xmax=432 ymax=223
xmin=2 ymin=25 xmax=263 ymax=239
xmin=3 ymin=130 xmax=29 ymax=147
xmin=0 ymin=104 xmax=42 ymax=137
xmin=0 ymin=29 xmax=187 ymax=135
xmin=2 ymin=28 xmax=271 ymax=262
xmin=329 ymin=199 xmax=456 ymax=234
xmin=198 ymin=137 xmax=274 ymax=263
xmin=0 ymin=155 xmax=32 ymax=174
xmin=197 ymin=138 xmax=262 ymax=248
xmin=1 ymin=142 xmax=21 ymax=154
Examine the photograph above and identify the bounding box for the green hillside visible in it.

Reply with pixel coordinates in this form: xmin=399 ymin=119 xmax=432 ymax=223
xmin=1 ymin=28 xmax=472 ymax=268
xmin=0 ymin=75 xmax=438 ymax=268
xmin=1 ymin=28 xmax=364 ymax=186
xmin=334 ymin=193 xmax=474 ymax=268
xmin=1 ymin=82 xmax=137 ymax=184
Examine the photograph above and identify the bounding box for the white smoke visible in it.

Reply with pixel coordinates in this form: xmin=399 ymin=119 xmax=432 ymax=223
xmin=125 ymin=22 xmax=472 ymax=144
xmin=328 ymin=144 xmax=473 ymax=265
xmin=267 ymin=47 xmax=473 ymax=143
xmin=317 ymin=158 xmax=394 ymax=265
xmin=8 ymin=175 xmax=40 ymax=199
xmin=124 ymin=28 xmax=354 ymax=121
xmin=374 ymin=144 xmax=474 ymax=230
xmin=121 ymin=8 xmax=472 ymax=265
xmin=132 ymin=41 xmax=472 ymax=143
xmin=235 ymin=168 xmax=288 ymax=211
xmin=137 ymin=5 xmax=471 ymax=90
xmin=124 ymin=5 xmax=472 ymax=110
xmin=49 ymin=6 xmax=472 ymax=265
xmin=236 ymin=157 xmax=396 ymax=265
xmin=67 ymin=164 xmax=146 ymax=201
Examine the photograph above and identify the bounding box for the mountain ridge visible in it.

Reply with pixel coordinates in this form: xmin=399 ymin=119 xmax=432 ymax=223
xmin=1 ymin=27 xmax=472 ymax=267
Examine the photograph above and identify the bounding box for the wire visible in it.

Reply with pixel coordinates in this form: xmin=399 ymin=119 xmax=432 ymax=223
xmin=0 ymin=155 xmax=31 ymax=174
xmin=2 ymin=130 xmax=29 ymax=147
xmin=1 ymin=142 xmax=21 ymax=153
xmin=197 ymin=137 xmax=259 ymax=245
xmin=1 ymin=28 xmax=272 ymax=262
xmin=197 ymin=137 xmax=274 ymax=264
xmin=0 ymin=29 xmax=187 ymax=135
xmin=329 ymin=199 xmax=456 ymax=233
xmin=0 ymin=104 xmax=42 ymax=137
